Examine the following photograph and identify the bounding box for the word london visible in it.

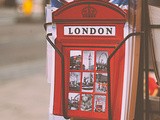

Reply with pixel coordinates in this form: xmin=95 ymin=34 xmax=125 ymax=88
xmin=64 ymin=26 xmax=116 ymax=36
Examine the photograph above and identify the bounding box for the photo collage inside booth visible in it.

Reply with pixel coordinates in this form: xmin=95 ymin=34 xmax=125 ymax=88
xmin=68 ymin=50 xmax=108 ymax=113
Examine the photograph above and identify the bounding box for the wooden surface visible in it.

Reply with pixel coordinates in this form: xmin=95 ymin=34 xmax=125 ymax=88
xmin=128 ymin=0 xmax=142 ymax=119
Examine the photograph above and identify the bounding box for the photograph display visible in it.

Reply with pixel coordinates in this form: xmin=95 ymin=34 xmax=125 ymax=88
xmin=94 ymin=95 xmax=106 ymax=112
xmin=68 ymin=50 xmax=108 ymax=112
xmin=69 ymin=72 xmax=81 ymax=91
xmin=68 ymin=93 xmax=80 ymax=110
xmin=83 ymin=51 xmax=94 ymax=70
xmin=81 ymin=94 xmax=92 ymax=111
xmin=70 ymin=50 xmax=82 ymax=70
xmin=82 ymin=72 xmax=94 ymax=92
xmin=96 ymin=51 xmax=108 ymax=72
xmin=95 ymin=73 xmax=108 ymax=93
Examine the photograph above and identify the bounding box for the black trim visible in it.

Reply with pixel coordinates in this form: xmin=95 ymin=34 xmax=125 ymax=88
xmin=46 ymin=33 xmax=69 ymax=119
xmin=107 ymin=32 xmax=142 ymax=120
xmin=44 ymin=22 xmax=52 ymax=31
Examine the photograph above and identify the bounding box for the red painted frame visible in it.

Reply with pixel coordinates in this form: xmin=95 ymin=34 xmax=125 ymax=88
xmin=52 ymin=0 xmax=126 ymax=120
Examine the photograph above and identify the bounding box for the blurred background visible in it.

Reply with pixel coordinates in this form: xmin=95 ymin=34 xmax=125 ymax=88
xmin=0 ymin=0 xmax=50 ymax=120
xmin=0 ymin=1 xmax=160 ymax=120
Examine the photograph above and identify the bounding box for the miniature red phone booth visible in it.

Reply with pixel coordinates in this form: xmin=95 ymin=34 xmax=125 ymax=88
xmin=52 ymin=0 xmax=126 ymax=120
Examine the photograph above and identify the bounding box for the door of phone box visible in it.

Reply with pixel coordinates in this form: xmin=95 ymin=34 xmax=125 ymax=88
xmin=52 ymin=0 xmax=127 ymax=120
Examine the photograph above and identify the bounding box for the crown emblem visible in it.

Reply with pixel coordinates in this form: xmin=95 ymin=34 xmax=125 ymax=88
xmin=82 ymin=5 xmax=97 ymax=18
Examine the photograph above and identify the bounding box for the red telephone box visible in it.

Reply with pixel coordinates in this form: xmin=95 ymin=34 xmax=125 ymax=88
xmin=52 ymin=0 xmax=127 ymax=119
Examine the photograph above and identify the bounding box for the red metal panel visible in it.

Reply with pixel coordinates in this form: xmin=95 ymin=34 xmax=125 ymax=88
xmin=52 ymin=0 xmax=126 ymax=23
xmin=52 ymin=0 xmax=126 ymax=119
